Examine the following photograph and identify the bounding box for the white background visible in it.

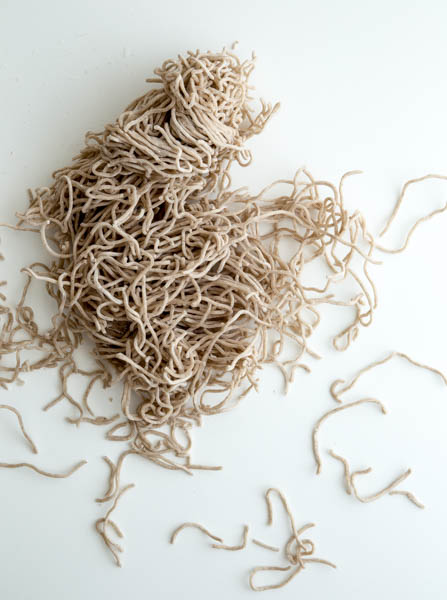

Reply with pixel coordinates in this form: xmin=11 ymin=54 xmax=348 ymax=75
xmin=1 ymin=0 xmax=447 ymax=598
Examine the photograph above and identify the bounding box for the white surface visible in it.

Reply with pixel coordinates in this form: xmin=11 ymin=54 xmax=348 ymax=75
xmin=1 ymin=0 xmax=447 ymax=598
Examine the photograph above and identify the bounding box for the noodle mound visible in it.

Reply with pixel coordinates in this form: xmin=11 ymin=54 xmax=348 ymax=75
xmin=3 ymin=47 xmax=375 ymax=474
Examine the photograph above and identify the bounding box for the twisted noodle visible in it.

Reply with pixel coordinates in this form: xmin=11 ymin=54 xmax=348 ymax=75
xmin=265 ymin=487 xmax=294 ymax=528
xmin=72 ymin=414 xmax=120 ymax=426
xmin=0 ymin=404 xmax=38 ymax=453
xmin=1 ymin=45 xmax=441 ymax=570
xmin=329 ymin=449 xmax=424 ymax=509
xmin=212 ymin=524 xmax=249 ymax=550
xmin=96 ymin=456 xmax=118 ymax=503
xmin=95 ymin=518 xmax=124 ymax=564
xmin=249 ymin=564 xmax=298 ymax=592
xmin=0 ymin=48 xmax=386 ymax=518
xmin=299 ymin=538 xmax=315 ymax=556
xmin=377 ymin=174 xmax=447 ymax=250
xmin=184 ymin=456 xmax=223 ymax=471
xmin=252 ymin=539 xmax=280 ymax=552
xmin=265 ymin=488 xmax=305 ymax=564
xmin=312 ymin=399 xmax=387 ymax=474
xmin=389 ymin=490 xmax=425 ymax=509
xmin=284 ymin=523 xmax=315 ymax=565
xmin=330 ymin=351 xmax=447 ymax=402
xmin=170 ymin=522 xmax=223 ymax=544
xmin=350 ymin=467 xmax=422 ymax=506
xmin=328 ymin=449 xmax=352 ymax=495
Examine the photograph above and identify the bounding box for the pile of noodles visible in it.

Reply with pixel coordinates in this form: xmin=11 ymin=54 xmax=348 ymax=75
xmin=0 ymin=48 xmax=378 ymax=494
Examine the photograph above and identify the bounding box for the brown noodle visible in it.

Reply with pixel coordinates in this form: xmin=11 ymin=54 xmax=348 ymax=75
xmin=0 ymin=45 xmax=444 ymax=571
xmin=0 ymin=45 xmax=386 ymax=496
xmin=0 ymin=404 xmax=38 ymax=454
xmin=95 ymin=483 xmax=135 ymax=567
xmin=169 ymin=486 xmax=335 ymax=591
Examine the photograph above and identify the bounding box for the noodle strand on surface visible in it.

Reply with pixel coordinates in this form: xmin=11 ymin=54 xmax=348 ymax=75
xmin=0 ymin=404 xmax=38 ymax=453
xmin=96 ymin=483 xmax=135 ymax=567
xmin=312 ymin=399 xmax=387 ymax=474
xmin=170 ymin=522 xmax=223 ymax=545
xmin=212 ymin=524 xmax=249 ymax=550
xmin=0 ymin=459 xmax=86 ymax=479
xmin=330 ymin=351 xmax=447 ymax=402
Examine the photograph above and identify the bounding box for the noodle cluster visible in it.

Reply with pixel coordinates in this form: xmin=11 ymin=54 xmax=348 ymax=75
xmin=1 ymin=48 xmax=377 ymax=477
xmin=1 ymin=44 xmax=445 ymax=573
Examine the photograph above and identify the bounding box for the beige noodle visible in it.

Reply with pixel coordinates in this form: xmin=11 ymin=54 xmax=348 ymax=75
xmin=96 ymin=483 xmax=135 ymax=567
xmin=265 ymin=488 xmax=306 ymax=564
xmin=389 ymin=490 xmax=425 ymax=509
xmin=212 ymin=524 xmax=249 ymax=550
xmin=330 ymin=448 xmax=424 ymax=508
xmin=170 ymin=522 xmax=223 ymax=545
xmin=0 ymin=404 xmax=38 ymax=454
xmin=312 ymin=399 xmax=387 ymax=474
xmin=377 ymin=174 xmax=447 ymax=251
xmin=0 ymin=45 xmax=443 ymax=571
xmin=170 ymin=486 xmax=334 ymax=590
xmin=0 ymin=40 xmax=391 ymax=488
xmin=249 ymin=564 xmax=299 ymax=592
xmin=328 ymin=449 xmax=352 ymax=495
xmin=350 ymin=467 xmax=423 ymax=506
xmin=252 ymin=539 xmax=280 ymax=552
xmin=330 ymin=351 xmax=447 ymax=402
xmin=0 ymin=459 xmax=87 ymax=479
